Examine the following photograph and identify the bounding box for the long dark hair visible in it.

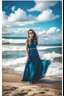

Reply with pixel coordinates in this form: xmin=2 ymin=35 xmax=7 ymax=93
xmin=28 ymin=29 xmax=38 ymax=45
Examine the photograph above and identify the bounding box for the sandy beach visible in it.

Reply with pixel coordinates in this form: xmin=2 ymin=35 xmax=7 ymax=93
xmin=2 ymin=68 xmax=62 ymax=96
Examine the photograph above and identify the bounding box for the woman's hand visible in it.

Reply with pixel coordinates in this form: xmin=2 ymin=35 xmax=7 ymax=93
xmin=26 ymin=39 xmax=29 ymax=60
xmin=27 ymin=55 xmax=29 ymax=60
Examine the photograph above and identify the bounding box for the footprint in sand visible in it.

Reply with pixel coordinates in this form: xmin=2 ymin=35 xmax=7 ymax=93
xmin=2 ymin=86 xmax=62 ymax=96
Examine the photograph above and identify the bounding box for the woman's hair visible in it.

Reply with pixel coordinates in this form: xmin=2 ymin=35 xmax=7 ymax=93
xmin=28 ymin=29 xmax=38 ymax=45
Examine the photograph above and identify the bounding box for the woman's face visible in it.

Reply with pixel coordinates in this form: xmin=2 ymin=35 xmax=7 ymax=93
xmin=28 ymin=31 xmax=34 ymax=39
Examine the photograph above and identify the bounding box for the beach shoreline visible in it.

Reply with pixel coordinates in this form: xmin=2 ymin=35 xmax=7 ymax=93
xmin=2 ymin=68 xmax=62 ymax=96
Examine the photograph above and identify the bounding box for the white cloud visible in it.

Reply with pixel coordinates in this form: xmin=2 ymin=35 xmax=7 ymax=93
xmin=2 ymin=11 xmax=9 ymax=27
xmin=2 ymin=8 xmax=60 ymax=28
xmin=37 ymin=27 xmax=61 ymax=42
xmin=57 ymin=29 xmax=60 ymax=32
xmin=27 ymin=0 xmax=58 ymax=12
xmin=37 ymin=9 xmax=59 ymax=22
xmin=52 ymin=36 xmax=62 ymax=41
xmin=11 ymin=6 xmax=15 ymax=12
xmin=8 ymin=8 xmax=37 ymax=23
xmin=37 ymin=27 xmax=60 ymax=36
xmin=2 ymin=9 xmax=35 ymax=28
xmin=2 ymin=11 xmax=8 ymax=21
xmin=2 ymin=8 xmax=36 ymax=27
xmin=37 ymin=30 xmax=45 ymax=36
xmin=2 ymin=27 xmax=40 ymax=34
xmin=46 ymin=27 xmax=60 ymax=34
xmin=8 ymin=8 xmax=27 ymax=22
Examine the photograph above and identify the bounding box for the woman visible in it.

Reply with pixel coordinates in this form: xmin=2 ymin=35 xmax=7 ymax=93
xmin=21 ymin=29 xmax=51 ymax=84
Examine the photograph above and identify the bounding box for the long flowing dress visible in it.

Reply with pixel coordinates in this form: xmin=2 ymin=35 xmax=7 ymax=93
xmin=22 ymin=39 xmax=51 ymax=83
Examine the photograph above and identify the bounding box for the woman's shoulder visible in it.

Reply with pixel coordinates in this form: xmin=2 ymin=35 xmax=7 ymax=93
xmin=26 ymin=39 xmax=29 ymax=44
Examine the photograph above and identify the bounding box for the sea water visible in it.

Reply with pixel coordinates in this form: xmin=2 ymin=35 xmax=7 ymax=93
xmin=2 ymin=36 xmax=62 ymax=77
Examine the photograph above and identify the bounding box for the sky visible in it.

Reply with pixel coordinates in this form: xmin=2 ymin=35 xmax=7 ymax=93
xmin=2 ymin=0 xmax=62 ymax=44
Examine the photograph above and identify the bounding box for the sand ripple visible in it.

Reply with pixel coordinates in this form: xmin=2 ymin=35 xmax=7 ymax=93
xmin=2 ymin=85 xmax=61 ymax=96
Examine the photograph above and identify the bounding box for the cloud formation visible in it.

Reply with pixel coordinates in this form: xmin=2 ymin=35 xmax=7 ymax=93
xmin=37 ymin=27 xmax=60 ymax=36
xmin=37 ymin=9 xmax=59 ymax=22
xmin=46 ymin=27 xmax=60 ymax=34
xmin=8 ymin=8 xmax=27 ymax=22
xmin=2 ymin=8 xmax=60 ymax=28
xmin=37 ymin=27 xmax=61 ymax=41
xmin=11 ymin=6 xmax=15 ymax=12
xmin=27 ymin=0 xmax=58 ymax=12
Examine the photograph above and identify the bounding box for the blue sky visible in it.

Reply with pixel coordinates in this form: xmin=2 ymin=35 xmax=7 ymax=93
xmin=2 ymin=0 xmax=62 ymax=44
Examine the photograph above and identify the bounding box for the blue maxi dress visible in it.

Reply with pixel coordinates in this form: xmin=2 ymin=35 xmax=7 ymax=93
xmin=22 ymin=39 xmax=51 ymax=83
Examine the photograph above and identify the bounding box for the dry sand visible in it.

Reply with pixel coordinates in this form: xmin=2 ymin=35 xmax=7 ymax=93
xmin=2 ymin=68 xmax=62 ymax=96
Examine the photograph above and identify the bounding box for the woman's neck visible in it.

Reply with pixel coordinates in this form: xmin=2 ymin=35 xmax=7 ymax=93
xmin=28 ymin=38 xmax=33 ymax=42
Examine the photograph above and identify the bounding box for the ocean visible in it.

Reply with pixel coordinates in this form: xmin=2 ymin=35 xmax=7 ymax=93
xmin=2 ymin=36 xmax=62 ymax=77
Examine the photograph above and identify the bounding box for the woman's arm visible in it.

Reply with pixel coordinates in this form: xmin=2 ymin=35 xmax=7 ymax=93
xmin=26 ymin=39 xmax=29 ymax=60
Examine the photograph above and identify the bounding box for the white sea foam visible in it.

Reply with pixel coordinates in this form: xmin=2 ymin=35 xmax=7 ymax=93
xmin=2 ymin=38 xmax=26 ymax=44
xmin=2 ymin=57 xmax=27 ymax=74
xmin=2 ymin=45 xmax=26 ymax=51
xmin=2 ymin=51 xmax=62 ymax=67
xmin=2 ymin=59 xmax=62 ymax=77
xmin=42 ymin=51 xmax=62 ymax=60
xmin=2 ymin=56 xmax=27 ymax=67
xmin=37 ymin=46 xmax=61 ymax=51
xmin=46 ymin=66 xmax=62 ymax=77
xmin=13 ymin=61 xmax=62 ymax=77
